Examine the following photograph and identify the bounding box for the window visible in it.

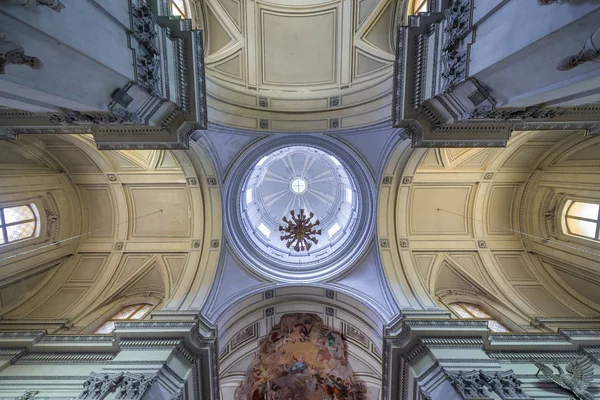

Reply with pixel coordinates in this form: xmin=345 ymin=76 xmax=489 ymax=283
xmin=449 ymin=303 xmax=509 ymax=333
xmin=410 ymin=0 xmax=428 ymax=15
xmin=94 ymin=304 xmax=153 ymax=334
xmin=170 ymin=0 xmax=187 ymax=18
xmin=0 ymin=204 xmax=38 ymax=245
xmin=564 ymin=201 xmax=600 ymax=241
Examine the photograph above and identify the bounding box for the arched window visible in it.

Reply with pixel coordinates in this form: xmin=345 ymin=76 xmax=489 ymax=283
xmin=94 ymin=304 xmax=153 ymax=334
xmin=564 ymin=201 xmax=599 ymax=241
xmin=0 ymin=204 xmax=38 ymax=245
xmin=409 ymin=0 xmax=428 ymax=15
xmin=170 ymin=0 xmax=187 ymax=18
xmin=449 ymin=303 xmax=509 ymax=333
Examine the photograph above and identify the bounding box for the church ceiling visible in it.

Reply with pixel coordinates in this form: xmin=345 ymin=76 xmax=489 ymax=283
xmin=196 ymin=0 xmax=404 ymax=131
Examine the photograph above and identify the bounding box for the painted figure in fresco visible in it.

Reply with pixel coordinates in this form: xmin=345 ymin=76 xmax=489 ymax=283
xmin=234 ymin=313 xmax=368 ymax=400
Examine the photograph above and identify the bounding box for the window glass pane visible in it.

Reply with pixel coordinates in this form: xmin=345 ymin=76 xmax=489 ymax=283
xmin=95 ymin=321 xmax=115 ymax=334
xmin=567 ymin=218 xmax=597 ymax=239
xmin=3 ymin=205 xmax=34 ymax=224
xmin=568 ymin=202 xmax=599 ymax=220
xmin=113 ymin=304 xmax=141 ymax=320
xmin=488 ymin=320 xmax=509 ymax=333
xmin=462 ymin=303 xmax=491 ymax=318
xmin=131 ymin=304 xmax=152 ymax=320
xmin=415 ymin=0 xmax=428 ymax=13
xmin=449 ymin=304 xmax=471 ymax=319
xmin=0 ymin=232 xmax=4 ymax=244
xmin=6 ymin=222 xmax=35 ymax=242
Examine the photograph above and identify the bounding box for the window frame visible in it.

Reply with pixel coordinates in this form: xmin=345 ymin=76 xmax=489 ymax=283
xmin=0 ymin=203 xmax=40 ymax=246
xmin=449 ymin=302 xmax=510 ymax=333
xmin=170 ymin=0 xmax=187 ymax=18
xmin=410 ymin=0 xmax=428 ymax=15
xmin=93 ymin=303 xmax=154 ymax=334
xmin=563 ymin=200 xmax=600 ymax=241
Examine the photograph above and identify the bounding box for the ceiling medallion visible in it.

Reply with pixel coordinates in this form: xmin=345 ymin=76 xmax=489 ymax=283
xmin=279 ymin=209 xmax=321 ymax=252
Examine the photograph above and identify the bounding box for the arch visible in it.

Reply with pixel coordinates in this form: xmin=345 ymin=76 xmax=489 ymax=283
xmin=378 ymin=130 xmax=600 ymax=331
xmin=0 ymin=134 xmax=222 ymax=331
xmin=214 ymin=285 xmax=385 ymax=399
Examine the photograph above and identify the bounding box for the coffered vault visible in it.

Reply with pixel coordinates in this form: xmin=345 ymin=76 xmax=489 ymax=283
xmin=191 ymin=0 xmax=404 ymax=131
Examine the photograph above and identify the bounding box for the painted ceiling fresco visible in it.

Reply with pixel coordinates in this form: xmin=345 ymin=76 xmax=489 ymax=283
xmin=235 ymin=313 xmax=369 ymax=400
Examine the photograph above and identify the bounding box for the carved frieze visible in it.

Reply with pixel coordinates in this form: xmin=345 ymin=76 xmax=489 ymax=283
xmin=136 ymin=53 xmax=162 ymax=97
xmin=76 ymin=372 xmax=124 ymax=400
xmin=115 ymin=373 xmax=157 ymax=400
xmin=448 ymin=370 xmax=530 ymax=399
xmin=441 ymin=49 xmax=467 ymax=92
xmin=48 ymin=111 xmax=135 ymax=125
xmin=442 ymin=0 xmax=471 ymax=51
xmin=132 ymin=4 xmax=158 ymax=54
xmin=467 ymin=105 xmax=566 ymax=121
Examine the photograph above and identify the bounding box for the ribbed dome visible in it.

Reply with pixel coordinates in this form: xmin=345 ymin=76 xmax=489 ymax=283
xmin=242 ymin=146 xmax=356 ymax=263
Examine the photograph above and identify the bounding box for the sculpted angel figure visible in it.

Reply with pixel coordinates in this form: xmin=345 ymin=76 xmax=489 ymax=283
xmin=557 ymin=28 xmax=600 ymax=71
xmin=0 ymin=34 xmax=43 ymax=74
xmin=533 ymin=356 xmax=595 ymax=400
xmin=0 ymin=0 xmax=65 ymax=12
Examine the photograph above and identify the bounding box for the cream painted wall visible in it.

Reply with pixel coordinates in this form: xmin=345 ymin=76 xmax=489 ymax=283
xmin=379 ymin=130 xmax=600 ymax=331
xmin=0 ymin=134 xmax=222 ymax=334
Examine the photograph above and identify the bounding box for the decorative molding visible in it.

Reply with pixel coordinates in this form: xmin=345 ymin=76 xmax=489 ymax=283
xmin=477 ymin=240 xmax=487 ymax=249
xmin=325 ymin=289 xmax=335 ymax=299
xmin=402 ymin=176 xmax=413 ymax=185
xmin=210 ymin=239 xmax=220 ymax=249
xmin=187 ymin=177 xmax=198 ymax=185
xmin=76 ymin=372 xmax=123 ymax=400
xmin=380 ymin=238 xmax=390 ymax=248
xmin=399 ymin=239 xmax=410 ymax=248
xmin=382 ymin=176 xmax=393 ymax=185
xmin=442 ymin=0 xmax=471 ymax=51
xmin=115 ymin=373 xmax=157 ymax=399
xmin=114 ymin=242 xmax=124 ymax=251
xmin=48 ymin=111 xmax=135 ymax=125
xmin=192 ymin=240 xmax=201 ymax=248
xmin=483 ymin=172 xmax=494 ymax=180
xmin=264 ymin=289 xmax=274 ymax=300
xmin=206 ymin=177 xmax=217 ymax=186
xmin=468 ymin=105 xmax=566 ymax=121
xmin=448 ymin=370 xmax=531 ymax=399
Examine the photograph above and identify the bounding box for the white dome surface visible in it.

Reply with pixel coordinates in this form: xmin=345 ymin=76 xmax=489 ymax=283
xmin=242 ymin=146 xmax=357 ymax=265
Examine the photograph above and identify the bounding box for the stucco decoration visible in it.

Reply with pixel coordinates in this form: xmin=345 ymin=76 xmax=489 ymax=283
xmin=533 ymin=357 xmax=595 ymax=400
xmin=557 ymin=28 xmax=600 ymax=71
xmin=0 ymin=33 xmax=42 ymax=74
xmin=0 ymin=0 xmax=64 ymax=12
xmin=234 ymin=313 xmax=368 ymax=400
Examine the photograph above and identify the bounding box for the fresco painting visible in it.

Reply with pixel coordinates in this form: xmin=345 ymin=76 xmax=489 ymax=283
xmin=235 ymin=313 xmax=368 ymax=400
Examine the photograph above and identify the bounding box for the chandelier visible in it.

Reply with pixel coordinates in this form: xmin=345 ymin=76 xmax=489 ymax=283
xmin=278 ymin=209 xmax=322 ymax=252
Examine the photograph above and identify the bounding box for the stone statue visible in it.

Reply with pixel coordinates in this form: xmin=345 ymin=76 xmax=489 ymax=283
xmin=538 ymin=0 xmax=570 ymax=4
xmin=0 ymin=0 xmax=65 ymax=12
xmin=533 ymin=357 xmax=595 ymax=400
xmin=0 ymin=34 xmax=43 ymax=74
xmin=557 ymin=28 xmax=600 ymax=71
